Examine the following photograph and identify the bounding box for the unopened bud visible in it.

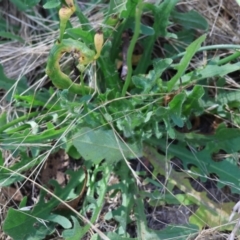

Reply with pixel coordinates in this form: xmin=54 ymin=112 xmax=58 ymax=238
xmin=59 ymin=6 xmax=74 ymax=22
xmin=94 ymin=31 xmax=104 ymax=59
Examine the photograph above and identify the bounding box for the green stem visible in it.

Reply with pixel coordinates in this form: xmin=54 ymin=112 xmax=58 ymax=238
xmin=119 ymin=161 xmax=133 ymax=234
xmin=80 ymin=72 xmax=85 ymax=95
xmin=74 ymin=3 xmax=92 ymax=32
xmin=1 ymin=126 xmax=68 ymax=144
xmin=217 ymin=51 xmax=240 ymax=65
xmin=0 ymin=111 xmax=42 ymax=133
xmin=80 ymin=165 xmax=111 ymax=237
xmin=98 ymin=55 xmax=120 ymax=91
xmin=121 ymin=0 xmax=143 ymax=96
xmin=172 ymin=44 xmax=240 ymax=60
xmin=5 ymin=109 xmax=67 ymax=134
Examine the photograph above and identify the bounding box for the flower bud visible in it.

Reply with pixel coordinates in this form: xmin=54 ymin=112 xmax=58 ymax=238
xmin=94 ymin=31 xmax=104 ymax=59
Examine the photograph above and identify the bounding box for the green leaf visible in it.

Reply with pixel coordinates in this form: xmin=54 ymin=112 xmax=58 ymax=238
xmin=0 ymin=70 xmax=56 ymax=109
xmin=3 ymin=207 xmax=55 ymax=240
xmin=140 ymin=23 xmax=154 ymax=35
xmin=120 ymin=0 xmax=138 ymax=18
xmin=67 ymin=145 xmax=81 ymax=159
xmin=181 ymin=61 xmax=240 ymax=87
xmin=132 ymin=59 xmax=172 ymax=94
xmin=144 ymin=145 xmax=234 ymax=231
xmin=9 ymin=0 xmax=40 ymax=11
xmin=14 ymin=91 xmax=58 ymax=109
xmin=43 ymin=0 xmax=60 ymax=9
xmin=62 ymin=216 xmax=82 ymax=240
xmin=0 ymin=31 xmax=24 ymax=42
xmin=72 ymin=127 xmax=142 ymax=164
xmin=182 ymin=85 xmax=204 ymax=115
xmin=136 ymin=0 xmax=178 ymax=73
xmin=105 ymin=206 xmax=129 ymax=235
xmin=132 ymin=75 xmax=153 ymax=93
xmin=46 ymin=214 xmax=72 ymax=228
xmin=164 ymin=29 xmax=195 ymax=56
xmin=152 ymin=58 xmax=173 ymax=78
xmin=217 ymin=89 xmax=240 ymax=105
xmin=169 ymin=92 xmax=186 ymax=127
xmin=167 ymin=34 xmax=206 ymax=91
xmin=214 ymin=125 xmax=240 ymax=153
xmin=0 ymin=65 xmax=31 ymax=99
xmin=66 ymin=28 xmax=94 ymax=44
xmin=127 ymin=22 xmax=155 ymax=35
xmin=171 ymin=10 xmax=208 ymax=30
xmin=144 ymin=0 xmax=178 ymax=37
xmin=74 ymin=3 xmax=92 ymax=32
xmin=0 ymin=172 xmax=24 ymax=186
xmin=0 ymin=112 xmax=7 ymax=126
xmin=196 ymin=62 xmax=240 ymax=79
xmin=158 ymin=126 xmax=240 ymax=193
xmin=1 ymin=126 xmax=67 ymax=145
xmin=3 ymin=168 xmax=85 ymax=239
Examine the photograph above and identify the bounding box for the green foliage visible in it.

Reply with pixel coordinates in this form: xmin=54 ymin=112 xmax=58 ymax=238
xmin=0 ymin=31 xmax=24 ymax=42
xmin=171 ymin=10 xmax=208 ymax=30
xmin=9 ymin=0 xmax=40 ymax=11
xmin=73 ymin=127 xmax=142 ymax=164
xmin=134 ymin=188 xmax=198 ymax=239
xmin=3 ymin=168 xmax=86 ymax=240
xmin=2 ymin=0 xmax=240 ymax=239
xmin=0 ymin=65 xmax=31 ymax=100
xmin=135 ymin=0 xmax=178 ymax=74
xmin=158 ymin=126 xmax=240 ymax=191
xmin=62 ymin=215 xmax=82 ymax=239
xmin=144 ymin=145 xmax=235 ymax=231
xmin=43 ymin=0 xmax=60 ymax=9
xmin=167 ymin=34 xmax=206 ymax=91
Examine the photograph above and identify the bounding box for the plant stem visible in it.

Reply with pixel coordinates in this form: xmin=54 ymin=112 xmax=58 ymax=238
xmin=80 ymin=165 xmax=111 ymax=237
xmin=121 ymin=0 xmax=143 ymax=96
xmin=0 ymin=108 xmax=67 ymax=134
xmin=217 ymin=51 xmax=240 ymax=65
xmin=0 ymin=111 xmax=41 ymax=133
xmin=74 ymin=1 xmax=92 ymax=31
xmin=172 ymin=44 xmax=240 ymax=60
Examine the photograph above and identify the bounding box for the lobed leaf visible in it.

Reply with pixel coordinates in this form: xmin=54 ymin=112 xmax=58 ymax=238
xmin=167 ymin=34 xmax=206 ymax=91
xmin=72 ymin=127 xmax=142 ymax=164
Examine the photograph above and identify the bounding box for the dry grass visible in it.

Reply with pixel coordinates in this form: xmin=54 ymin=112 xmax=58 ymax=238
xmin=178 ymin=0 xmax=240 ymax=44
xmin=1 ymin=0 xmax=239 ymax=81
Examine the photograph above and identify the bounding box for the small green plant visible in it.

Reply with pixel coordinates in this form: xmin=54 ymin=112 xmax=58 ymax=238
xmin=1 ymin=0 xmax=240 ymax=239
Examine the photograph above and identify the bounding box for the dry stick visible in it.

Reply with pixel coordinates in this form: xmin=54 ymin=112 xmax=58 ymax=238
xmin=228 ymin=200 xmax=240 ymax=240
xmin=228 ymin=219 xmax=240 ymax=240
xmin=209 ymin=0 xmax=223 ymax=37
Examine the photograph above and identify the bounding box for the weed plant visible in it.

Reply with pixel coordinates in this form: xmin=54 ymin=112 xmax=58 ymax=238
xmin=1 ymin=0 xmax=240 ymax=239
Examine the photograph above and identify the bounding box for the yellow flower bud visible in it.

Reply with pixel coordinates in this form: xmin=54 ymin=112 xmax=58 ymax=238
xmin=59 ymin=6 xmax=74 ymax=22
xmin=94 ymin=31 xmax=104 ymax=59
